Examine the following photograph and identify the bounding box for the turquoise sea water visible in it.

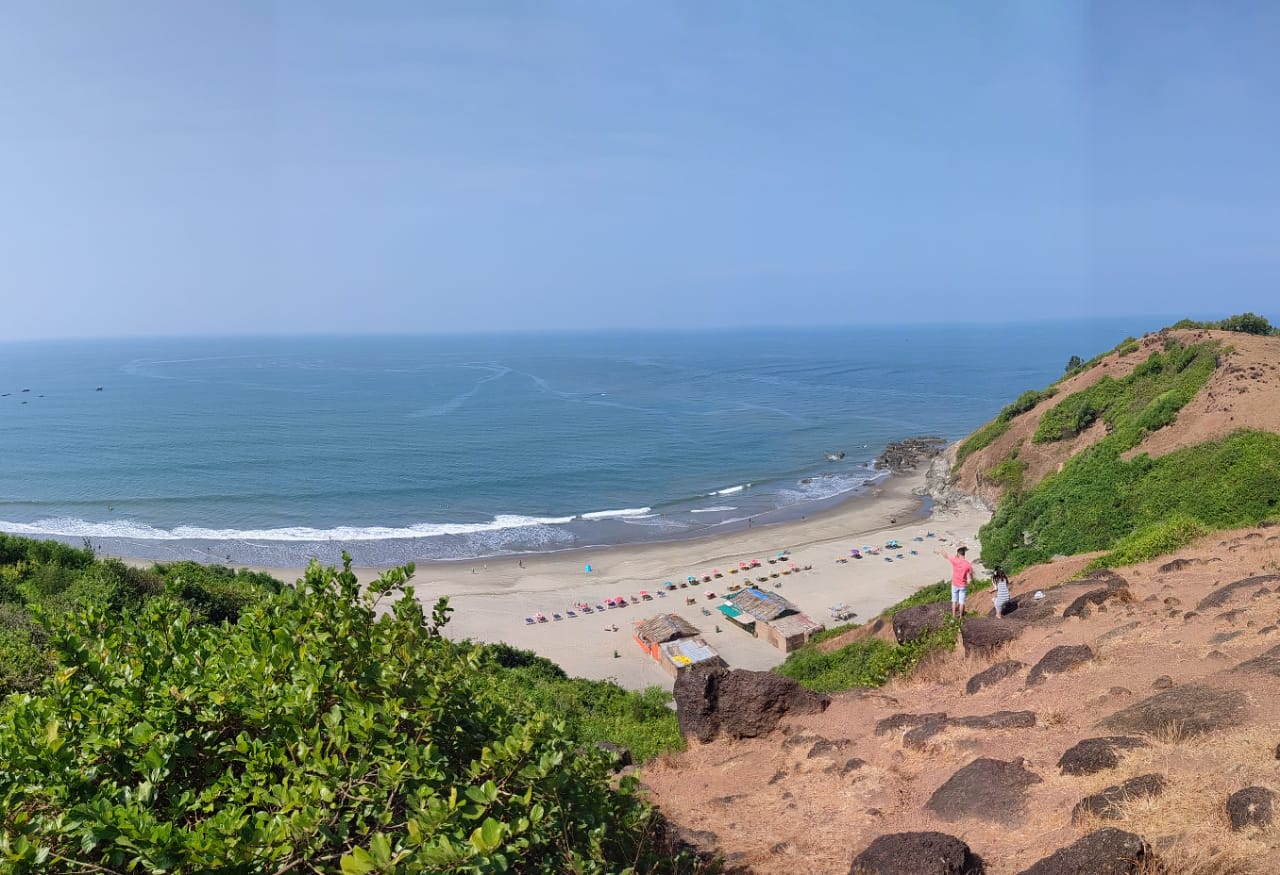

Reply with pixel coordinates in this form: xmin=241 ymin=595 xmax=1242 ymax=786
xmin=0 ymin=320 xmax=1160 ymax=566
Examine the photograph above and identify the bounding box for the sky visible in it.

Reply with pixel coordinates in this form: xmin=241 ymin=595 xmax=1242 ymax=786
xmin=1 ymin=1 xmax=1277 ymax=340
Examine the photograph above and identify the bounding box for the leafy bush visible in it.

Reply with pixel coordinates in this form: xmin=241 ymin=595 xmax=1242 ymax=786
xmin=0 ymin=604 xmax=50 ymax=694
xmin=981 ymin=430 xmax=1280 ymax=572
xmin=1172 ymin=312 xmax=1276 ymax=335
xmin=986 ymin=456 xmax=1026 ymax=493
xmin=155 ymin=560 xmax=281 ymax=624
xmin=1088 ymin=514 xmax=1210 ymax=569
xmin=483 ymin=646 xmax=683 ymax=764
xmin=775 ymin=624 xmax=958 ymax=692
xmin=0 ymin=557 xmax=707 ymax=874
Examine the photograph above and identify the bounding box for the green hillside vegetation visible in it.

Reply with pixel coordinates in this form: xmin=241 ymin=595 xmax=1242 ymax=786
xmin=774 ymin=578 xmax=991 ymax=693
xmin=1033 ymin=340 xmax=1217 ymax=446
xmin=0 ymin=539 xmax=699 ymax=873
xmin=953 ymin=388 xmax=1056 ymax=467
xmin=981 ymin=430 xmax=1280 ymax=572
xmin=1171 ymin=312 xmax=1276 ymax=335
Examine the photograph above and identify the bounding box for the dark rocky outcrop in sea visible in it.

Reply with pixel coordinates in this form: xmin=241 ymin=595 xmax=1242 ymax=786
xmin=875 ymin=437 xmax=947 ymax=473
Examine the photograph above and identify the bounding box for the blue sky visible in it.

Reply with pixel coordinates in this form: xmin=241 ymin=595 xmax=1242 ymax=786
xmin=1 ymin=2 xmax=1277 ymax=339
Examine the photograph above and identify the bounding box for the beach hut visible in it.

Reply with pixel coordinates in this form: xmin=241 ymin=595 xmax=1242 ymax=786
xmin=632 ymin=614 xmax=724 ymax=678
xmin=724 ymin=588 xmax=825 ymax=652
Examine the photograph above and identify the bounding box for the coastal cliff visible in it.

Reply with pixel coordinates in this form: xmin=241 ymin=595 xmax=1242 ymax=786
xmin=642 ymin=319 xmax=1280 ymax=874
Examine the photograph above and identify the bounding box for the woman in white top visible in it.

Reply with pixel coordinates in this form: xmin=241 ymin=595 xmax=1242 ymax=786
xmin=992 ymin=568 xmax=1012 ymax=618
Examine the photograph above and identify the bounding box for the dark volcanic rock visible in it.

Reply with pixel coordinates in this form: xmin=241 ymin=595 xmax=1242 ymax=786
xmin=1232 ymin=643 xmax=1280 ymax=677
xmin=1057 ymin=736 xmax=1149 ymax=776
xmin=1027 ymin=644 xmax=1094 ymax=686
xmin=966 ymin=659 xmax=1026 ymax=695
xmin=850 ymin=831 xmax=984 ymax=875
xmin=950 ymin=710 xmax=1038 ymax=731
xmin=674 ymin=666 xmax=830 ymax=743
xmin=903 ymin=720 xmax=949 ymax=750
xmin=1227 ymin=786 xmax=1275 ymax=830
xmin=875 ymin=437 xmax=947 ymax=473
xmin=1072 ymin=774 xmax=1166 ymax=822
xmin=1197 ymin=574 xmax=1280 ymax=611
xmin=999 ymin=593 xmax=1056 ymax=623
xmin=961 ymin=618 xmax=1023 ymax=657
xmin=1096 ymin=621 xmax=1141 ymax=645
xmin=893 ymin=603 xmax=951 ymax=644
xmin=1017 ymin=828 xmax=1152 ymax=875
xmin=1063 ymin=580 xmax=1130 ymax=620
xmin=925 ymin=757 xmax=1043 ymax=827
xmin=806 ymin=737 xmax=851 ymax=759
xmin=1152 ymin=675 xmax=1174 ymax=690
xmin=1098 ymin=684 xmax=1248 ymax=738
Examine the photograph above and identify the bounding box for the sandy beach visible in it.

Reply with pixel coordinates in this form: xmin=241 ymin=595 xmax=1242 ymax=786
xmin=244 ymin=467 xmax=991 ymax=691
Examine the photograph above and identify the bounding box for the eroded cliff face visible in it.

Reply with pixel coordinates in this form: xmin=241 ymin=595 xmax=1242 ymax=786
xmin=642 ymin=525 xmax=1280 ymax=874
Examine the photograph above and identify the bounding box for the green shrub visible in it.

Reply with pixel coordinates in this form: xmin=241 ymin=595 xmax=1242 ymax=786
xmin=987 ymin=456 xmax=1026 ymax=493
xmin=0 ymin=605 xmax=50 ymax=695
xmin=1088 ymin=514 xmax=1210 ymax=569
xmin=981 ymin=430 xmax=1280 ymax=572
xmin=954 ymin=388 xmax=1055 ymax=467
xmin=0 ymin=557 xmax=706 ymax=874
xmin=775 ymin=624 xmax=959 ymax=692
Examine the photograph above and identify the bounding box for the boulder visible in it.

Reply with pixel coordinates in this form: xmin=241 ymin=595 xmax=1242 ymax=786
xmin=1016 ymin=828 xmax=1152 ymax=875
xmin=1151 ymin=676 xmax=1174 ymax=690
xmin=903 ymin=720 xmax=949 ymax=750
xmin=674 ymin=666 xmax=830 ymax=743
xmin=850 ymin=831 xmax=984 ymax=875
xmin=1197 ymin=574 xmax=1280 ymax=611
xmin=949 ymin=710 xmax=1038 ymax=731
xmin=1098 ymin=684 xmax=1248 ymax=738
xmin=1063 ymin=579 xmax=1130 ymax=620
xmin=1057 ymin=736 xmax=1148 ymax=776
xmin=966 ymin=659 xmax=1026 ymax=695
xmin=999 ymin=593 xmax=1056 ymax=623
xmin=1026 ymin=644 xmax=1094 ymax=686
xmin=1226 ymin=786 xmax=1275 ymax=831
xmin=892 ymin=603 xmax=951 ymax=644
xmin=925 ymin=757 xmax=1043 ymax=827
xmin=961 ymin=618 xmax=1023 ymax=657
xmin=1072 ymin=774 xmax=1166 ymax=822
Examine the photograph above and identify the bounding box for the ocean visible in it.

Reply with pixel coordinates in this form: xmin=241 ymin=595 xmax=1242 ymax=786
xmin=0 ymin=319 xmax=1159 ymax=567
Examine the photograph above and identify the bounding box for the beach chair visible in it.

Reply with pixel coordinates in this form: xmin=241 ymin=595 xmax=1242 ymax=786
xmin=525 ymin=617 xmax=535 ymax=625
xmin=553 ymin=613 xmax=563 ymax=621
xmin=566 ymin=610 xmax=577 ymax=618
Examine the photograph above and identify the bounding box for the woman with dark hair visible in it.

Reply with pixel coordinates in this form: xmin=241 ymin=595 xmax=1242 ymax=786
xmin=992 ymin=568 xmax=1012 ymax=618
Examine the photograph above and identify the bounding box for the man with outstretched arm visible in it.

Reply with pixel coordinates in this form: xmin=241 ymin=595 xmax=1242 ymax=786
xmin=939 ymin=545 xmax=974 ymax=619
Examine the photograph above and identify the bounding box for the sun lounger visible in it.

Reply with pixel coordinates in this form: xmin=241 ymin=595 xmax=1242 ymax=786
xmin=566 ymin=610 xmax=577 ymax=618
xmin=525 ymin=617 xmax=535 ymax=625
xmin=553 ymin=613 xmax=563 ymax=621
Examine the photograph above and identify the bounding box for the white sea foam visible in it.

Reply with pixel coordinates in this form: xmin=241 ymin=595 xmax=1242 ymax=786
xmin=578 ymin=507 xmax=652 ymax=521
xmin=690 ymin=506 xmax=737 ymax=513
xmin=710 ymin=484 xmax=749 ymax=495
xmin=0 ymin=514 xmax=577 ymax=542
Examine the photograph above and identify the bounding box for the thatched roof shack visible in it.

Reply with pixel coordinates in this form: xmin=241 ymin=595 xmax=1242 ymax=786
xmin=635 ymin=613 xmax=700 ymax=646
xmin=633 ymin=613 xmax=723 ymax=678
xmin=725 ymin=588 xmax=824 ymax=653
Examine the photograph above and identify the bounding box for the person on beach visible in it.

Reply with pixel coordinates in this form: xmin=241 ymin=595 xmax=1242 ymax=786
xmin=939 ymin=545 xmax=974 ymax=618
xmin=991 ymin=567 xmax=1011 ymax=618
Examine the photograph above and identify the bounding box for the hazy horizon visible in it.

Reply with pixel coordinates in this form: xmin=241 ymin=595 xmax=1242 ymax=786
xmin=2 ymin=3 xmax=1278 ymax=341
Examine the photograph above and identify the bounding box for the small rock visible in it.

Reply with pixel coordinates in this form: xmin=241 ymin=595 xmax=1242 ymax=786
xmin=1057 ymin=736 xmax=1149 ymax=776
xmin=1163 ymin=596 xmax=1181 ymax=607
xmin=1072 ymin=774 xmax=1166 ymax=822
xmin=1182 ymin=612 xmax=1199 ymax=622
xmin=843 ymin=757 xmax=866 ymax=774
xmin=850 ymin=831 xmax=985 ymax=875
xmin=1210 ymin=630 xmax=1243 ymax=644
xmin=1152 ymin=676 xmax=1174 ymax=690
xmin=594 ymin=741 xmax=633 ymax=771
xmin=1027 ymin=644 xmax=1094 ymax=686
xmin=1099 ymin=685 xmax=1248 ymax=737
xmin=965 ymin=659 xmax=1026 ymax=695
xmin=1016 ymin=828 xmax=1152 ymax=875
xmin=926 ymin=757 xmax=1043 ymax=827
xmin=1108 ymin=686 xmax=1132 ymax=697
xmin=875 ymin=712 xmax=948 ymax=736
xmin=961 ymin=618 xmax=1023 ymax=657
xmin=1227 ymin=786 xmax=1276 ymax=830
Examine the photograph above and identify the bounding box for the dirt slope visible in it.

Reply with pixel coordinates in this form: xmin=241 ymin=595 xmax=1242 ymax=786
xmin=641 ymin=525 xmax=1280 ymax=873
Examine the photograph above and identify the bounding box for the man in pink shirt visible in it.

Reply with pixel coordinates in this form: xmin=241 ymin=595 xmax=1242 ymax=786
xmin=940 ymin=546 xmax=974 ymax=618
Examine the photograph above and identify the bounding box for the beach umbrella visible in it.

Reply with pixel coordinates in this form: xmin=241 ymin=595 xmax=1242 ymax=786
xmin=585 ymin=564 xmax=593 ymax=573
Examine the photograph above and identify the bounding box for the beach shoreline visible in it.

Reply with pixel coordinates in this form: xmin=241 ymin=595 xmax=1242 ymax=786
xmin=232 ymin=465 xmax=991 ymax=691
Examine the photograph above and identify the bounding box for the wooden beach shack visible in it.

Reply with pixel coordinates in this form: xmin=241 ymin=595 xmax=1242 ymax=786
xmin=723 ymin=587 xmax=824 ymax=653
xmin=633 ymin=614 xmax=724 ymax=679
